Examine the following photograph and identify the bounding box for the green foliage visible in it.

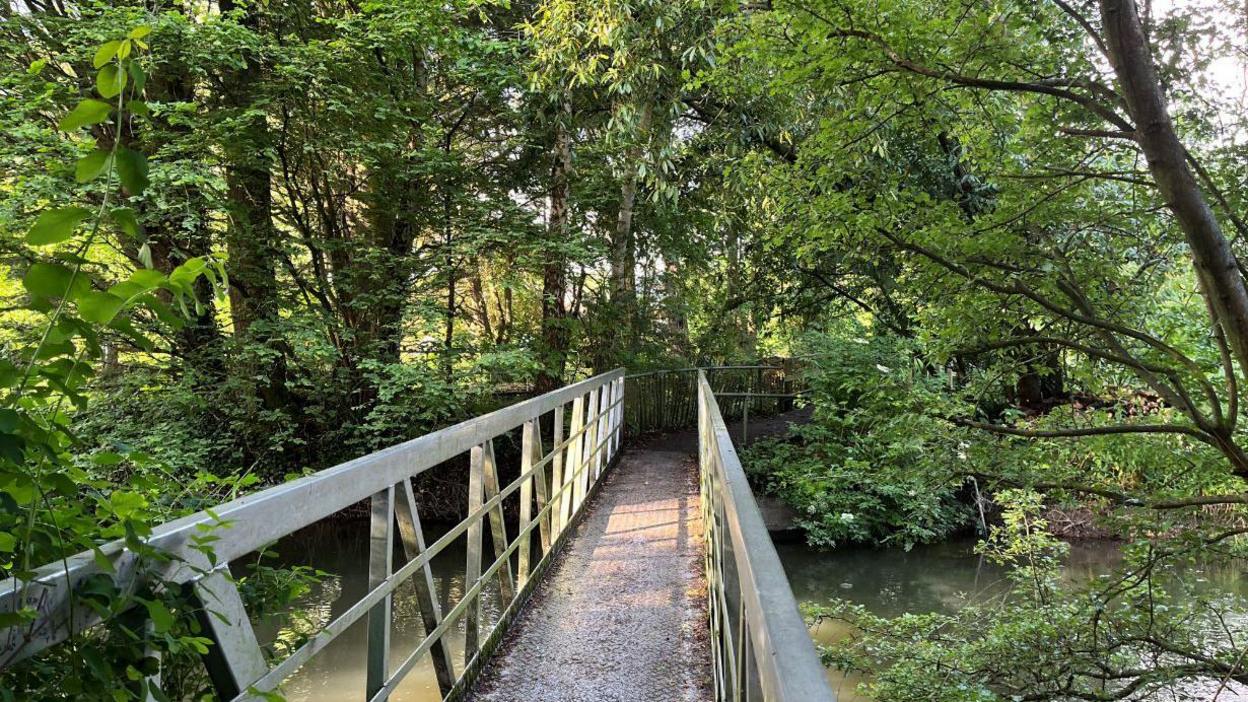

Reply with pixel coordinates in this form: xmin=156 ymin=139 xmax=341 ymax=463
xmin=811 ymin=516 xmax=1248 ymax=702
xmin=0 ymin=25 xmax=254 ymax=700
xmin=746 ymin=333 xmax=972 ymax=548
xmin=4 ymin=0 xmax=1248 ymax=698
xmin=976 ymin=490 xmax=1069 ymax=601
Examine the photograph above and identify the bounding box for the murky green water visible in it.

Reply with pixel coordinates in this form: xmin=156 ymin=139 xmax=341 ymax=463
xmin=775 ymin=537 xmax=1248 ymax=701
xmin=251 ymin=520 xmax=504 ymax=702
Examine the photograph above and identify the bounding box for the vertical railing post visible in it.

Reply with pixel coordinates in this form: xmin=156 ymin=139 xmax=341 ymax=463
xmin=190 ymin=568 xmax=268 ymax=700
xmin=532 ymin=419 xmax=552 ymax=553
xmin=551 ymin=403 xmax=566 ymax=536
xmin=611 ymin=376 xmax=624 ymax=459
xmin=568 ymin=393 xmax=586 ymax=513
xmin=593 ymin=384 xmax=609 ymax=480
xmin=604 ymin=378 xmax=616 ymax=461
xmin=395 ymin=478 xmax=456 ymax=693
xmin=465 ymin=443 xmax=486 ymax=658
xmin=366 ymin=484 xmax=394 ymax=701
xmin=481 ymin=440 xmax=516 ymax=601
xmin=735 ymin=597 xmax=747 ymax=702
xmin=580 ymin=387 xmax=599 ymax=502
xmin=518 ymin=419 xmax=542 ymax=586
xmin=741 ymin=398 xmax=749 ymax=447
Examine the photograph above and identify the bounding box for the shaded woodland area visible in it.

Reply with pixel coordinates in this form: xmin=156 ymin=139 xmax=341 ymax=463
xmin=7 ymin=0 xmax=1248 ymax=699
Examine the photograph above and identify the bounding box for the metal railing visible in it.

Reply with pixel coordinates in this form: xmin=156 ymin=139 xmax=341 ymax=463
xmin=625 ymin=363 xmax=801 ymax=437
xmin=697 ymin=370 xmax=833 ymax=701
xmin=1 ymin=369 xmax=626 ymax=701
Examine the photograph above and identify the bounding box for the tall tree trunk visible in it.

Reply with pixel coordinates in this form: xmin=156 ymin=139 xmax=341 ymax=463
xmin=535 ymin=101 xmax=574 ymax=393
xmin=609 ymin=102 xmax=653 ymax=362
xmin=220 ymin=0 xmax=280 ymax=336
xmin=1101 ymin=0 xmax=1248 ymax=382
xmin=469 ymin=269 xmax=493 ymax=342
xmin=219 ymin=0 xmax=288 ymax=413
xmin=664 ymin=258 xmax=691 ymax=356
xmin=131 ymin=51 xmax=222 ymax=372
xmin=443 ymin=190 xmax=455 ymax=381
xmin=350 ymin=171 xmax=418 ymax=368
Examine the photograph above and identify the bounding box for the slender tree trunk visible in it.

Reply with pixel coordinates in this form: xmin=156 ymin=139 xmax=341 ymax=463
xmin=470 ymin=270 xmax=493 ymax=342
xmin=665 ymin=259 xmax=691 ymax=355
xmin=1101 ymin=0 xmax=1248 ymax=379
xmin=219 ymin=0 xmax=280 ymax=336
xmin=131 ymin=56 xmax=222 ymax=371
xmin=219 ymin=0 xmax=288 ymax=413
xmin=609 ymin=102 xmax=653 ymax=361
xmin=443 ymin=191 xmax=456 ymax=381
xmin=535 ymin=101 xmax=574 ymax=393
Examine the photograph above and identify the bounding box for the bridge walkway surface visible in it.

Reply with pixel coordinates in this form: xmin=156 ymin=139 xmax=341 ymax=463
xmin=467 ymin=438 xmax=713 ymax=702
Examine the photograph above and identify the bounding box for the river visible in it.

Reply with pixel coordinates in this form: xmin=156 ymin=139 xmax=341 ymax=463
xmin=251 ymin=519 xmax=504 ymax=702
xmin=775 ymin=537 xmax=1248 ymax=701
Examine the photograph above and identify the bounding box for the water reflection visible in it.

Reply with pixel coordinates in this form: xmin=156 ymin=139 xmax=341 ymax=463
xmin=776 ymin=538 xmax=1248 ymax=702
xmin=250 ymin=520 xmax=504 ymax=702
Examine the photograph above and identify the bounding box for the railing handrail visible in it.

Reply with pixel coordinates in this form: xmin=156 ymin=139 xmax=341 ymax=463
xmin=698 ymin=370 xmax=833 ymax=701
xmin=1 ymin=368 xmax=626 ymax=699
xmin=625 ymin=364 xmax=784 ymax=379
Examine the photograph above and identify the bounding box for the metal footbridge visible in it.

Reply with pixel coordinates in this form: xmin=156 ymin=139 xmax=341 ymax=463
xmin=1 ymin=367 xmax=833 ymax=701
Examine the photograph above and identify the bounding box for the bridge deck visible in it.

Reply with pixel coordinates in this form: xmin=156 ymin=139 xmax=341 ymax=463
xmin=467 ymin=445 xmax=712 ymax=701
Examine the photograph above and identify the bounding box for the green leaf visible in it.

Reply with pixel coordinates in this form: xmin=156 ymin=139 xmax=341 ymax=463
xmin=59 ymin=99 xmax=112 ymax=131
xmin=27 ymin=207 xmax=92 ymax=245
xmin=109 ymin=207 xmax=142 ymax=239
xmin=93 ymin=40 xmax=121 ymax=68
xmin=92 ymin=547 xmax=116 ymax=575
xmin=115 ymin=148 xmax=149 ymax=195
xmin=144 ymin=600 xmax=174 ymax=634
xmin=108 ymin=490 xmax=146 ymax=519
xmin=128 ymin=269 xmax=165 ymax=290
xmin=127 ymin=99 xmax=150 ymax=117
xmin=75 ymin=150 xmax=113 ymax=183
xmin=96 ymin=64 xmax=126 ymax=99
xmin=0 ymin=532 xmax=15 ymax=553
xmin=77 ymin=291 xmax=125 ymax=324
xmin=169 ymin=257 xmax=208 ymax=289
xmin=92 ymin=451 xmax=125 ymax=466
xmin=128 ymin=63 xmax=147 ymax=93
xmin=24 ymin=263 xmax=88 ymax=299
xmin=128 ymin=26 xmax=152 ymax=39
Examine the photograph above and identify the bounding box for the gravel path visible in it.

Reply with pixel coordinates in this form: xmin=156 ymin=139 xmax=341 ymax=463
xmin=466 ymin=448 xmax=712 ymax=702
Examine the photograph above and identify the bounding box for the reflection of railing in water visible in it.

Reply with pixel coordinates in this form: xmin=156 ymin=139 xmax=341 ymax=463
xmin=0 ymin=369 xmax=626 ymax=702
xmin=697 ymin=370 xmax=834 ymax=701
xmin=625 ymin=362 xmax=804 ymax=439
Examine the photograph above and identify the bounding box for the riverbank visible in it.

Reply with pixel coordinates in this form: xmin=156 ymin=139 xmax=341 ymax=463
xmin=775 ymin=536 xmax=1248 ymax=701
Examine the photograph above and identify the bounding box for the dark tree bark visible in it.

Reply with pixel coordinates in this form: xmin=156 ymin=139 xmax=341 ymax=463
xmin=218 ymin=0 xmax=290 ymax=413
xmin=219 ymin=0 xmax=281 ymax=336
xmin=535 ymin=101 xmax=574 ymax=393
xmin=443 ymin=190 xmax=455 ymax=381
xmin=126 ymin=41 xmax=223 ymax=371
